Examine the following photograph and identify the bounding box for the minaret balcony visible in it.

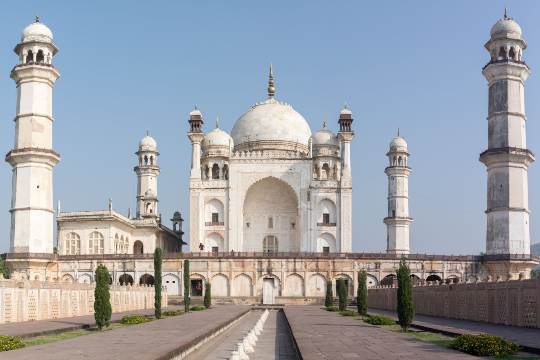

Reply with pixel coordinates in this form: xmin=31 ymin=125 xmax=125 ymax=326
xmin=317 ymin=222 xmax=336 ymax=227
xmin=205 ymin=221 xmax=224 ymax=226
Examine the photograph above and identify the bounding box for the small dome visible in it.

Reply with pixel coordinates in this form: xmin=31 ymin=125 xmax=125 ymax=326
xmin=312 ymin=123 xmax=338 ymax=146
xmin=139 ymin=135 xmax=157 ymax=151
xmin=21 ymin=19 xmax=53 ymax=43
xmin=490 ymin=17 xmax=522 ymax=40
xmin=340 ymin=106 xmax=352 ymax=115
xmin=389 ymin=136 xmax=407 ymax=152
xmin=231 ymin=98 xmax=312 ymax=151
xmin=189 ymin=107 xmax=202 ymax=117
xmin=203 ymin=127 xmax=233 ymax=148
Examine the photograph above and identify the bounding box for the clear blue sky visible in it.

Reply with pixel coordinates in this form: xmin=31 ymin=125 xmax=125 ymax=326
xmin=0 ymin=1 xmax=539 ymax=254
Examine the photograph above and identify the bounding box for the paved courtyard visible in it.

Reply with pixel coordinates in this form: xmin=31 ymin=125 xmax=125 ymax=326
xmin=284 ymin=306 xmax=474 ymax=359
xmin=0 ymin=305 xmax=249 ymax=360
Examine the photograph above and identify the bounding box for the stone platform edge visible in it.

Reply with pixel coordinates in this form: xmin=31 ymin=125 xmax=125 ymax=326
xmin=282 ymin=308 xmax=304 ymax=360
xmin=157 ymin=307 xmax=251 ymax=360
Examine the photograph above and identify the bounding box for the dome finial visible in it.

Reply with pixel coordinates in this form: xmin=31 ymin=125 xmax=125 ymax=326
xmin=504 ymin=7 xmax=508 ymax=19
xmin=267 ymin=63 xmax=275 ymax=99
xmin=146 ymin=129 xmax=149 ymax=136
xmin=35 ymin=15 xmax=40 ymax=23
xmin=397 ymin=128 xmax=400 ymax=137
xmin=323 ymin=119 xmax=328 ymax=129
xmin=216 ymin=116 xmax=220 ymax=129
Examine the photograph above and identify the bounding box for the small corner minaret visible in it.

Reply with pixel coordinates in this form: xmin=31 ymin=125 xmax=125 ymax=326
xmin=480 ymin=11 xmax=534 ymax=255
xmin=384 ymin=131 xmax=412 ymax=255
xmin=135 ymin=133 xmax=160 ymax=218
xmin=338 ymin=105 xmax=354 ymax=178
xmin=188 ymin=106 xmax=204 ymax=179
xmin=6 ymin=18 xmax=60 ymax=254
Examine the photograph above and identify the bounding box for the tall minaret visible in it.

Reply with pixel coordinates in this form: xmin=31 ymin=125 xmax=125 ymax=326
xmin=480 ymin=11 xmax=534 ymax=255
xmin=384 ymin=132 xmax=412 ymax=254
xmin=338 ymin=106 xmax=354 ymax=252
xmin=6 ymin=18 xmax=60 ymax=254
xmin=188 ymin=107 xmax=204 ymax=179
xmin=135 ymin=134 xmax=159 ymax=218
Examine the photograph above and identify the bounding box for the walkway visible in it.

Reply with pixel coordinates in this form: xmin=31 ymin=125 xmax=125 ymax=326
xmin=1 ymin=305 xmax=249 ymax=360
xmin=284 ymin=306 xmax=474 ymax=359
xmin=0 ymin=306 xmax=182 ymax=338
xmin=369 ymin=309 xmax=540 ymax=353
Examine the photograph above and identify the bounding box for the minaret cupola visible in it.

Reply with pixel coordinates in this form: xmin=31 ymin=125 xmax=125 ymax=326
xmin=135 ymin=134 xmax=160 ymax=218
xmin=485 ymin=9 xmax=526 ymax=64
xmin=15 ymin=16 xmax=58 ymax=66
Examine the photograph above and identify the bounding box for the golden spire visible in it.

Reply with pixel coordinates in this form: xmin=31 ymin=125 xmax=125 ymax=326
xmin=267 ymin=64 xmax=275 ymax=99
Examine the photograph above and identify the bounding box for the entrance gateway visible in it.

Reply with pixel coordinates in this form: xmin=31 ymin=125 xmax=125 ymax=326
xmin=262 ymin=278 xmax=276 ymax=305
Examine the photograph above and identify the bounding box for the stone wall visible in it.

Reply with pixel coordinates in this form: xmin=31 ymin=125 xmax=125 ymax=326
xmin=0 ymin=278 xmax=166 ymax=324
xmin=368 ymin=278 xmax=540 ymax=328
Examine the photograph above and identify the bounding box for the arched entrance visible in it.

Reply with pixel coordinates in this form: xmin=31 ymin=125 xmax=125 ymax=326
xmin=243 ymin=177 xmax=299 ymax=252
xmin=426 ymin=274 xmax=442 ymax=283
xmin=380 ymin=274 xmax=396 ymax=286
xmin=119 ymin=274 xmax=134 ymax=286
xmin=139 ymin=274 xmax=155 ymax=286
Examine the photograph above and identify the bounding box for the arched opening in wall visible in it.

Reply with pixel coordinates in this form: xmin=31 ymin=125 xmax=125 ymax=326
xmin=243 ymin=177 xmax=299 ymax=252
xmin=78 ymin=274 xmax=92 ymax=284
xmin=204 ymin=165 xmax=209 ymax=180
xmin=232 ymin=274 xmax=253 ymax=297
xmin=36 ymin=50 xmax=44 ymax=64
xmin=317 ymin=233 xmax=336 ymax=253
xmin=190 ymin=278 xmax=204 ymax=296
xmin=119 ymin=274 xmax=134 ymax=286
xmin=321 ymin=163 xmax=330 ymax=180
xmin=139 ymin=274 xmax=155 ymax=286
xmin=205 ymin=199 xmax=224 ymax=225
xmin=284 ymin=274 xmax=304 ymax=297
xmin=498 ymin=46 xmax=506 ymax=60
xmin=334 ymin=275 xmax=353 ymax=296
xmin=88 ymin=231 xmax=104 ymax=254
xmin=410 ymin=274 xmax=422 ymax=286
xmin=509 ymin=47 xmax=516 ymax=61
xmin=212 ymin=164 xmax=220 ymax=179
xmin=308 ymin=274 xmax=327 ymax=297
xmin=445 ymin=276 xmax=459 ymax=284
xmin=223 ymin=164 xmax=229 ymax=180
xmin=263 ymin=235 xmax=278 ymax=253
xmin=163 ymin=274 xmax=181 ymax=295
xmin=380 ymin=274 xmax=396 ymax=286
xmin=398 ymin=156 xmax=403 ymax=166
xmin=133 ymin=240 xmax=144 ymax=254
xmin=366 ymin=274 xmax=378 ymax=288
xmin=64 ymin=232 xmax=81 ymax=255
xmin=205 ymin=233 xmax=224 ymax=253
xmin=26 ymin=50 xmax=34 ymax=64
xmin=318 ymin=199 xmax=336 ymax=226
xmin=144 ymin=155 xmax=148 ymax=165
xmin=62 ymin=274 xmax=75 ymax=283
xmin=426 ymin=274 xmax=442 ymax=283
xmin=211 ymin=274 xmax=229 ymax=297
xmin=150 ymin=156 xmax=154 ymax=165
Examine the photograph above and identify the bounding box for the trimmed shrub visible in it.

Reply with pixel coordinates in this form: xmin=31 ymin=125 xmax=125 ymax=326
xmin=339 ymin=310 xmax=357 ymax=317
xmin=154 ymin=247 xmax=162 ymax=319
xmin=183 ymin=259 xmax=190 ymax=313
xmin=190 ymin=305 xmax=205 ymax=311
xmin=203 ymin=281 xmax=211 ymax=308
xmin=357 ymin=270 xmax=368 ymax=316
xmin=120 ymin=315 xmax=151 ymax=325
xmin=449 ymin=334 xmax=519 ymax=357
xmin=0 ymin=335 xmax=25 ymax=352
xmin=325 ymin=306 xmax=338 ymax=312
xmin=397 ymin=258 xmax=414 ymax=331
xmin=162 ymin=310 xmax=184 ymax=317
xmin=363 ymin=314 xmax=396 ymax=326
xmin=337 ymin=279 xmax=347 ymax=311
xmin=0 ymin=257 xmax=10 ymax=279
xmin=94 ymin=264 xmax=112 ymax=330
xmin=324 ymin=280 xmax=333 ymax=308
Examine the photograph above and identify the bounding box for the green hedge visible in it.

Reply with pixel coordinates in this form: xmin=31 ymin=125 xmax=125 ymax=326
xmin=120 ymin=315 xmax=152 ymax=325
xmin=363 ymin=314 xmax=396 ymax=326
xmin=339 ymin=310 xmax=357 ymax=317
xmin=0 ymin=335 xmax=25 ymax=352
xmin=162 ymin=310 xmax=184 ymax=317
xmin=449 ymin=334 xmax=519 ymax=357
xmin=325 ymin=306 xmax=339 ymax=312
xmin=190 ymin=305 xmax=206 ymax=311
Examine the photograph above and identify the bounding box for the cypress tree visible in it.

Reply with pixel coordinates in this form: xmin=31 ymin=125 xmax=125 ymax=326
xmin=357 ymin=270 xmax=368 ymax=316
xmin=0 ymin=257 xmax=10 ymax=279
xmin=154 ymin=247 xmax=162 ymax=319
xmin=397 ymin=258 xmax=414 ymax=331
xmin=183 ymin=259 xmax=190 ymax=312
xmin=94 ymin=264 xmax=112 ymax=330
xmin=324 ymin=280 xmax=333 ymax=308
xmin=203 ymin=281 xmax=211 ymax=308
xmin=337 ymin=279 xmax=347 ymax=311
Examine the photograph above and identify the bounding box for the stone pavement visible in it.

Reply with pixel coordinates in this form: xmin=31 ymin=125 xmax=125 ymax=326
xmin=369 ymin=308 xmax=540 ymax=353
xmin=1 ymin=305 xmax=249 ymax=360
xmin=0 ymin=305 xmax=182 ymax=338
xmin=251 ymin=310 xmax=299 ymax=360
xmin=284 ymin=306 xmax=474 ymax=359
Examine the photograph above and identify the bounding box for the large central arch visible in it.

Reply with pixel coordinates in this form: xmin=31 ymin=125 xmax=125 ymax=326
xmin=243 ymin=177 xmax=299 ymax=252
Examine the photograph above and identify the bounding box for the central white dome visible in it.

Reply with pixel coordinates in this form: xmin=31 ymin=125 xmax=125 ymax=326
xmin=231 ymin=98 xmax=312 ymax=152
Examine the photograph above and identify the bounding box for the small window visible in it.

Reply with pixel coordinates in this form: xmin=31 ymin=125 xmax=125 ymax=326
xmin=212 ymin=246 xmax=219 ymax=253
xmin=322 ymin=213 xmax=330 ymax=224
xmin=268 ymin=217 xmax=273 ymax=229
xmin=211 ymin=212 xmax=219 ymax=223
xmin=323 ymin=246 xmax=330 ymax=254
xmin=392 ymin=210 xmax=396 ymax=217
xmin=291 ymin=222 xmax=295 ymax=229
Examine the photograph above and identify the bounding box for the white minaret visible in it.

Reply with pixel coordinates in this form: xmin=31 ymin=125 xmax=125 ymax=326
xmin=384 ymin=132 xmax=412 ymax=254
xmin=135 ymin=134 xmax=159 ymax=218
xmin=480 ymin=11 xmax=534 ymax=255
xmin=188 ymin=107 xmax=204 ymax=179
xmin=7 ymin=18 xmax=60 ymax=254
xmin=338 ymin=106 xmax=354 ymax=252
